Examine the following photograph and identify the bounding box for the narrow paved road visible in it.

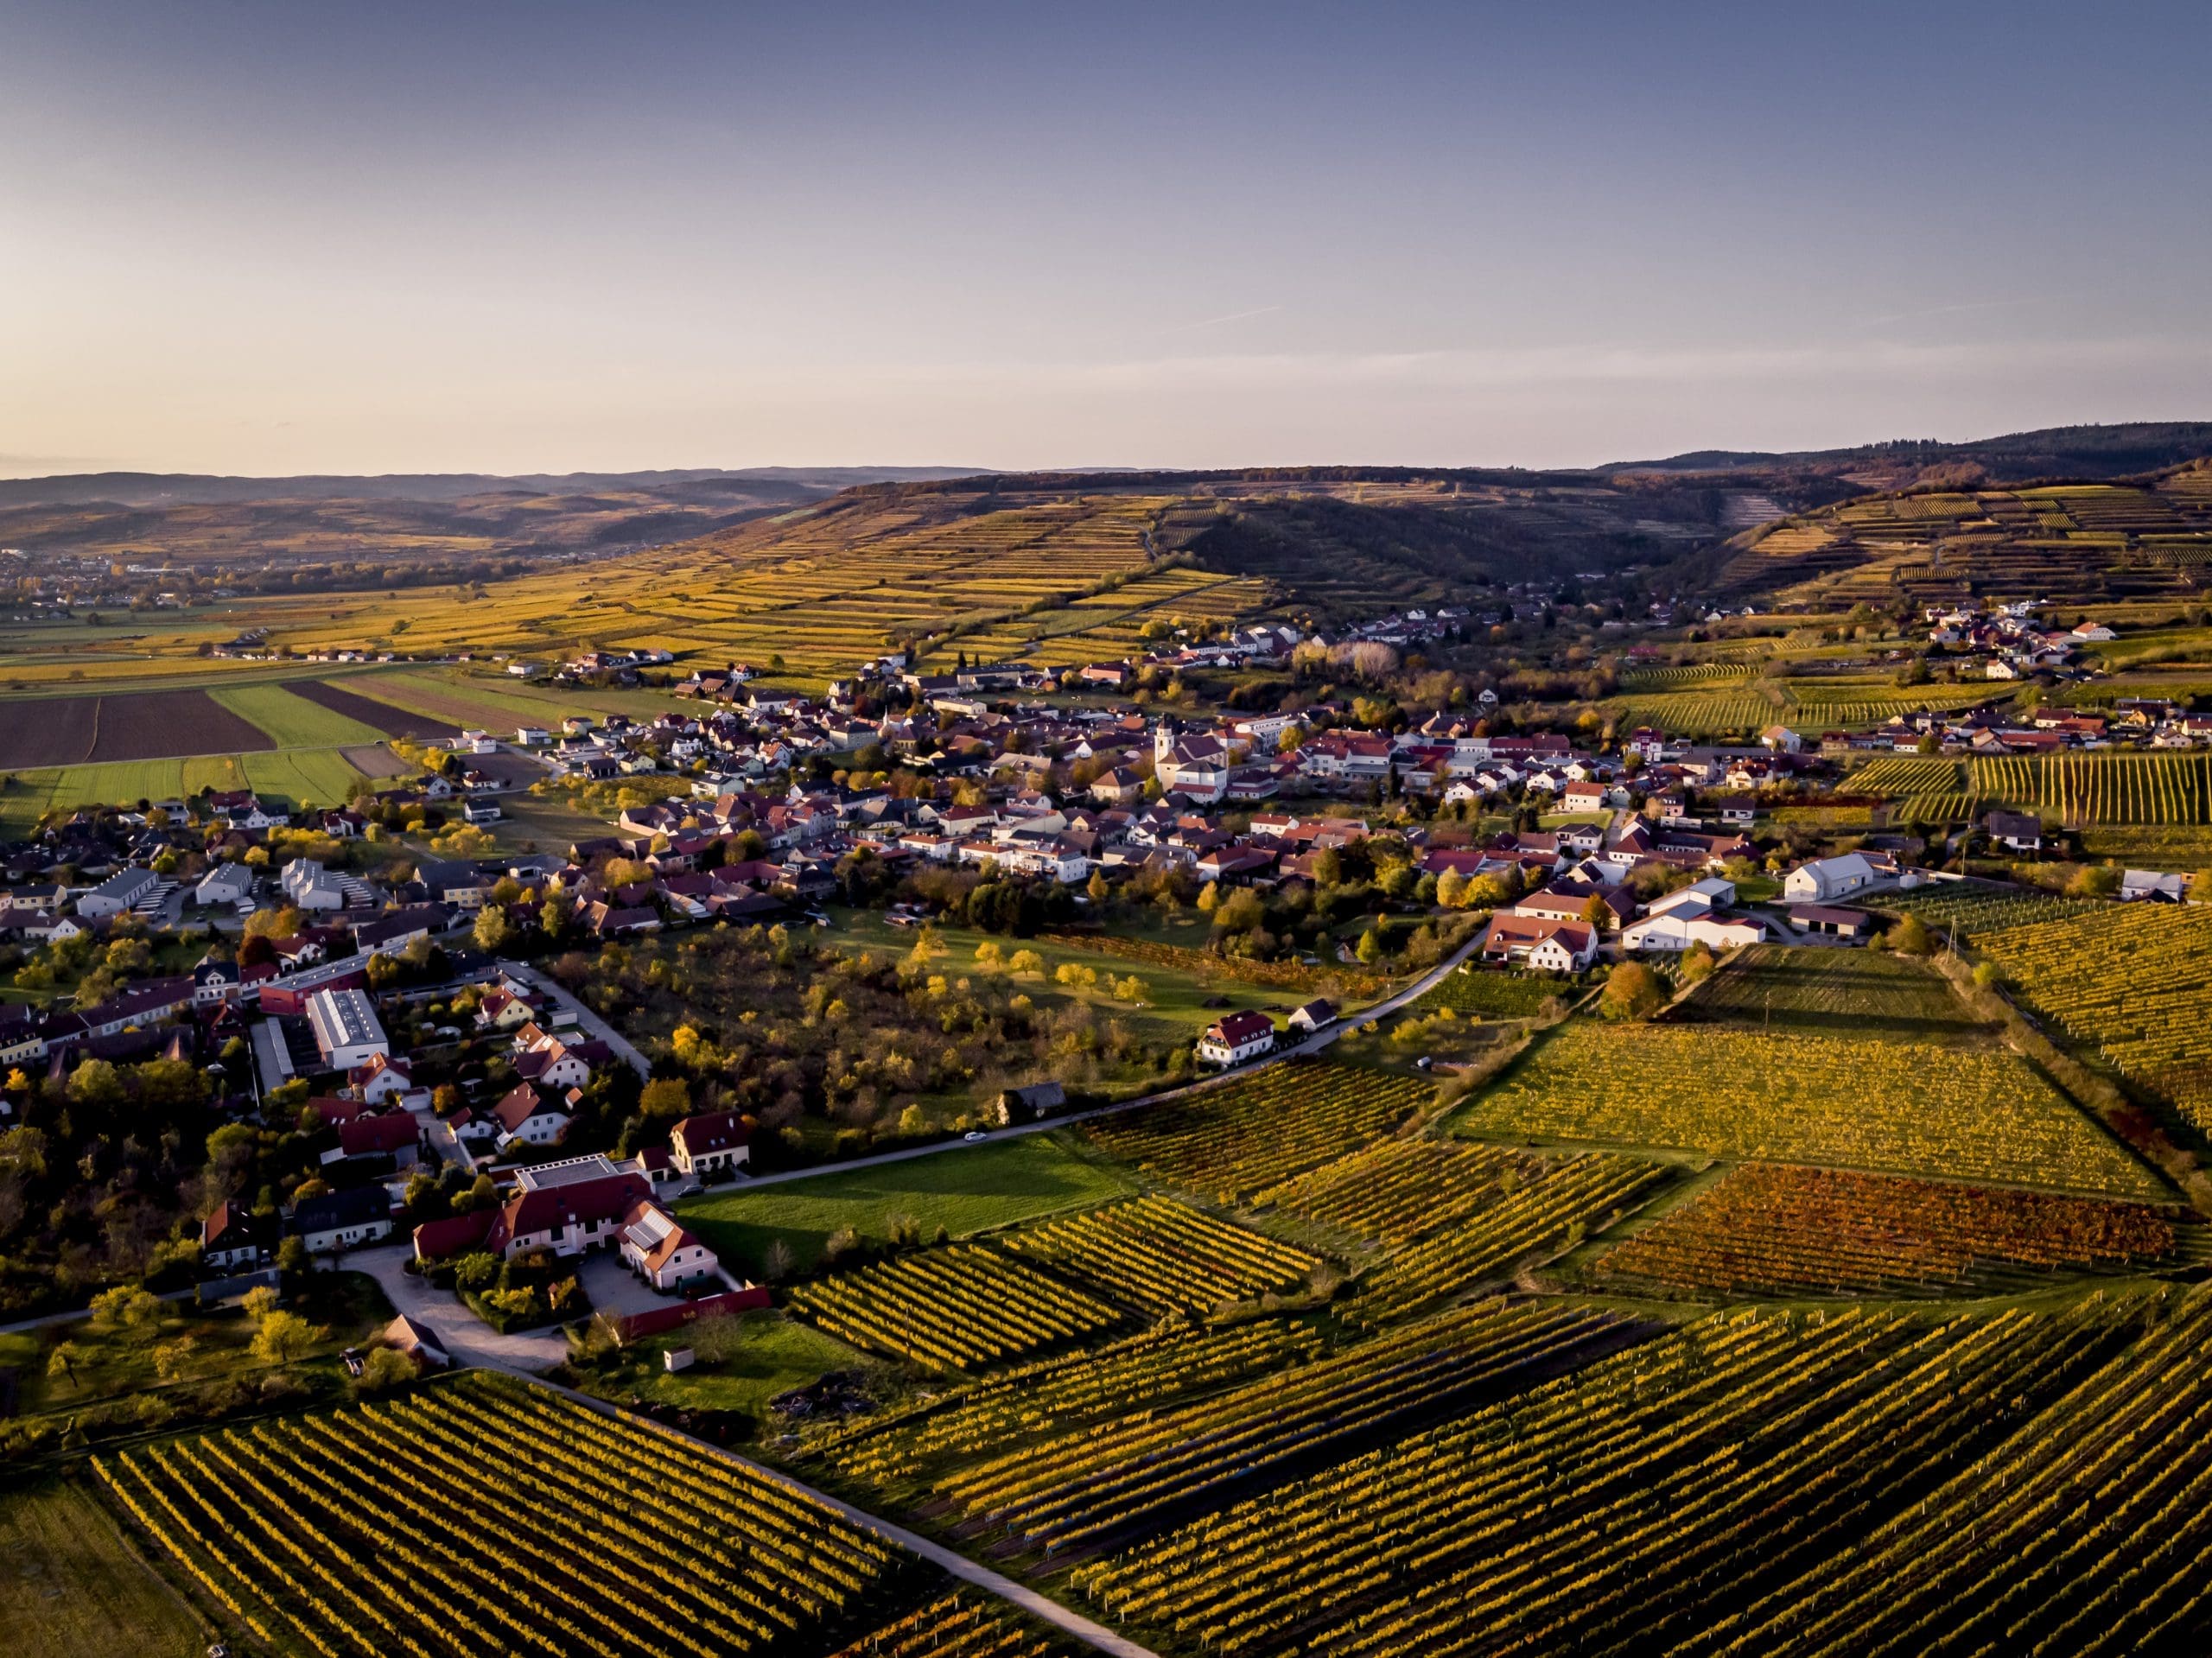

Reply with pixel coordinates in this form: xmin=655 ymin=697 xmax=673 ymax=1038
xmin=711 ymin=931 xmax=1484 ymax=1192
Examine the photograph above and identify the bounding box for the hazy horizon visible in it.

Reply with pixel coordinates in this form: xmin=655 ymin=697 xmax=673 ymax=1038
xmin=6 ymin=2 xmax=2209 ymax=478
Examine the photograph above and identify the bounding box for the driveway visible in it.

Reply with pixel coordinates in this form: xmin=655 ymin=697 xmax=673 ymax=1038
xmin=576 ymin=1252 xmax=677 ymax=1321
xmin=345 ymin=1243 xmax=571 ymax=1374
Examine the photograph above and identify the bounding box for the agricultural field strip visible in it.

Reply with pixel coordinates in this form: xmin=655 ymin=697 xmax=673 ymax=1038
xmin=95 ymin=1375 xmax=899 ymax=1658
xmin=930 ymin=1299 xmax=1630 ymax=1551
xmin=1977 ymin=905 xmax=2212 ymax=1129
xmin=1672 ymin=945 xmax=1986 ymax=1040
xmin=1081 ymin=1064 xmax=1435 ymax=1205
xmin=828 ymin=1592 xmax=1079 ymax=1658
xmin=814 ymin=1320 xmax=1327 ymax=1489
xmin=1592 ymin=1163 xmax=2185 ymax=1299
xmin=1042 ymin=931 xmax=1388 ymax=998
xmin=1967 ymin=752 xmax=2212 ymax=825
xmin=1455 ymin=1021 xmax=2164 ymax=1199
xmin=786 ymin=1244 xmax=1122 ymax=1372
xmin=999 ymin=1195 xmax=1320 ymax=1313
xmin=1073 ymin=1295 xmax=2209 ymax=1656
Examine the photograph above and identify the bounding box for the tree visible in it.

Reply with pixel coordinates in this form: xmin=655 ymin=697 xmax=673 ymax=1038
xmin=1434 ymin=868 xmax=1469 ymax=909
xmin=276 ymin=1236 xmax=310 ymax=1274
xmin=66 ymin=1058 xmax=125 ymax=1110
xmin=1890 ymin=914 xmax=1936 ymax=957
xmin=1599 ymin=962 xmax=1666 ymax=1020
xmin=89 ymin=1285 xmax=163 ymax=1341
xmin=1008 ymin=949 xmax=1043 ymax=977
xmin=241 ymin=1283 xmax=280 ymax=1323
xmin=473 ymin=906 xmax=512 ymax=951
xmin=251 ymin=1311 xmax=324 ymax=1366
xmin=1580 ymin=894 xmax=1613 ymax=931
xmin=1356 ymin=927 xmax=1383 ymax=967
xmin=356 ymin=1346 xmax=417 ymax=1394
xmin=46 ymin=1342 xmax=82 ymax=1390
xmin=1196 ymin=881 xmax=1220 ymax=916
xmin=1085 ymin=869 xmax=1110 ymax=908
xmin=639 ymin=1077 xmax=691 ymax=1121
xmin=2068 ymin=864 xmax=2121 ymax=900
xmin=1680 ymin=941 xmax=1719 ymax=984
xmin=153 ymin=1336 xmax=197 ymax=1382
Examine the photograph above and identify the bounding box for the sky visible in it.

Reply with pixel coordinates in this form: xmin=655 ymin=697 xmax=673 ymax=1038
xmin=3 ymin=1 xmax=2210 ymax=477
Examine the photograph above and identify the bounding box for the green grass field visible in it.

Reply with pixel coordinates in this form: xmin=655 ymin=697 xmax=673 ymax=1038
xmin=208 ymin=681 xmax=386 ymax=747
xmin=574 ymin=1310 xmax=871 ymax=1417
xmin=0 ymin=1481 xmax=207 ymax=1655
xmin=679 ymin=1134 xmax=1137 ymax=1274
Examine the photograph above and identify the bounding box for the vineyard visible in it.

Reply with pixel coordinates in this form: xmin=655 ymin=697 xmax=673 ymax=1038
xmin=1861 ymin=880 xmax=2107 ymax=937
xmin=1081 ymin=1062 xmax=1435 ymax=1204
xmin=1969 ymin=751 xmax=2212 ymax=825
xmin=94 ymin=1375 xmax=904 ymax=1657
xmin=1850 ymin=755 xmax=1967 ymax=796
xmin=830 ymin=1593 xmax=1075 ymax=1658
xmin=1000 ymin=1194 xmax=1320 ymax=1313
xmin=929 ymin=1299 xmax=1635 ymax=1553
xmin=786 ymin=1245 xmax=1122 ymax=1371
xmin=816 ymin=1320 xmax=1326 ymax=1488
xmin=1041 ymin=931 xmax=1385 ymax=998
xmin=1977 ymin=905 xmax=2212 ymax=1130
xmin=1405 ymin=965 xmax=1564 ymax=1020
xmin=1670 ymin=945 xmax=1987 ymax=1042
xmin=1253 ymin=1138 xmax=1669 ymax=1318
xmin=1592 ymin=1164 xmax=2187 ymax=1299
xmin=1073 ymin=1291 xmax=2212 ymax=1656
xmin=1455 ymin=1022 xmax=2164 ymax=1197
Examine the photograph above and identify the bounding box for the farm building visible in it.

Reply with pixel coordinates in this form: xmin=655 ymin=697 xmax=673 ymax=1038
xmin=305 ymin=987 xmax=390 ymax=1071
xmin=1783 ymin=852 xmax=1896 ymax=905
xmin=1198 ymin=1010 xmax=1277 ymax=1066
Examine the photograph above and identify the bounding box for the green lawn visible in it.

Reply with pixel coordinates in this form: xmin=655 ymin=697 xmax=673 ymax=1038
xmin=238 ymin=746 xmax=370 ymax=810
xmin=0 ymin=1482 xmax=208 ymax=1655
xmin=211 ymin=681 xmax=386 ymax=747
xmin=679 ymin=1133 xmax=1136 ymax=1274
xmin=575 ymin=1310 xmax=870 ymax=1417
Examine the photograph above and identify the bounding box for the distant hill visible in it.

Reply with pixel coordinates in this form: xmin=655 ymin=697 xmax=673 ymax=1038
xmin=0 ymin=465 xmax=980 ymax=510
xmin=1611 ymin=422 xmax=2212 ymax=487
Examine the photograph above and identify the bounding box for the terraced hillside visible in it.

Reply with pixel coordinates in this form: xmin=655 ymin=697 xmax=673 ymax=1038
xmin=1719 ymin=468 xmax=2212 ymax=608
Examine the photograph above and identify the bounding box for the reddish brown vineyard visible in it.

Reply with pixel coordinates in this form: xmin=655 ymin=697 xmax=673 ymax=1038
xmin=1592 ymin=1163 xmax=2185 ymax=1298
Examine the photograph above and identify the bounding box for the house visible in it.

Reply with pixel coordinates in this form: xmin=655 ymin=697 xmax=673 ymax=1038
xmin=512 ymin=1032 xmax=594 ymax=1091
xmin=2120 ymin=869 xmax=2188 ymax=903
xmin=1984 ymin=810 xmax=2044 ymax=854
xmin=670 ymin=1109 xmax=751 ymax=1178
xmin=336 ymin=1111 xmax=420 ymax=1166
xmin=348 ymin=1052 xmax=414 ymax=1106
xmin=1288 ymin=998 xmax=1338 ymax=1034
xmin=1621 ymin=885 xmax=1765 ymax=952
xmin=305 ymin=987 xmax=389 ymax=1071
xmin=462 ymin=800 xmax=504 ymax=824
xmin=290 ymin=1185 xmax=393 ymax=1254
xmin=1783 ymin=853 xmax=1896 ymax=905
xmin=194 ymin=865 xmax=256 ymax=908
xmin=200 ymin=1200 xmax=268 ymax=1270
xmin=993 ymin=1082 xmax=1068 ymax=1126
xmin=1760 ymin=725 xmax=1803 ymax=754
xmin=491 ymin=1083 xmax=571 ymax=1149
xmin=382 ymin=1314 xmax=450 ymax=1370
xmin=1561 ymin=781 xmax=1608 ymax=813
xmin=1197 ymin=1009 xmax=1276 ymax=1066
xmin=485 ymin=1165 xmax=652 ymax=1258
xmin=77 ymin=867 xmax=159 ymax=919
xmin=280 ymin=858 xmax=347 ymax=912
xmin=1478 ymin=913 xmax=1599 ymax=972
xmin=473 ymin=987 xmax=538 ymax=1032
xmin=618 ymin=1200 xmax=721 ymax=1291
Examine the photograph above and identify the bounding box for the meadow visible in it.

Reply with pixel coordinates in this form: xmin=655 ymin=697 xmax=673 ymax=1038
xmin=677 ymin=1134 xmax=1136 ymax=1275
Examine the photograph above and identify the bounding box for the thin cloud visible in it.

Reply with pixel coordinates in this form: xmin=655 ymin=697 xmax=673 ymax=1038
xmin=1157 ymin=304 xmax=1284 ymax=334
xmin=1859 ymin=295 xmax=2052 ymax=327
